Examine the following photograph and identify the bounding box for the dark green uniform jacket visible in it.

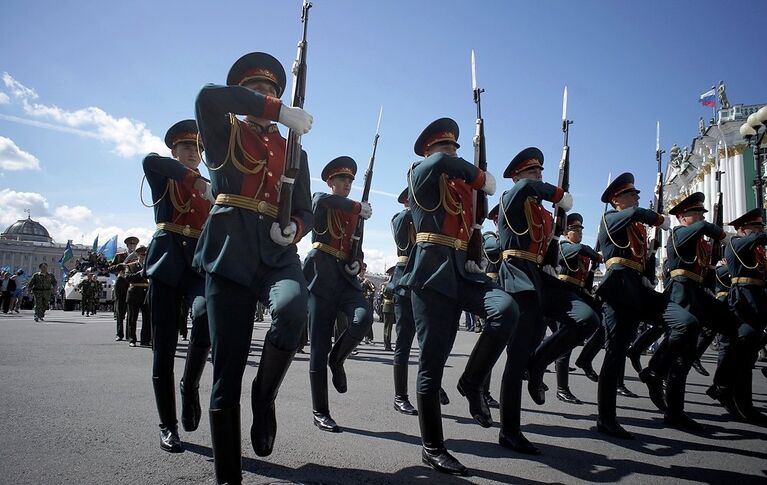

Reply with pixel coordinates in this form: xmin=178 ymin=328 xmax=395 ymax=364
xmin=387 ymin=209 xmax=414 ymax=296
xmin=192 ymin=83 xmax=313 ymax=286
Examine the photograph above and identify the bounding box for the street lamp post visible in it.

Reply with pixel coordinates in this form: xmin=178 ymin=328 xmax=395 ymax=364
xmin=739 ymin=106 xmax=767 ymax=219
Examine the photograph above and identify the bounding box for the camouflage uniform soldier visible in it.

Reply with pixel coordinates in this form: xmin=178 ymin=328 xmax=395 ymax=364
xmin=28 ymin=263 xmax=57 ymax=322
xmin=77 ymin=273 xmax=97 ymax=316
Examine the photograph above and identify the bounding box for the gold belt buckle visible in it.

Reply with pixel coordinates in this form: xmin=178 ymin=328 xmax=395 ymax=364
xmin=453 ymin=239 xmax=462 ymax=250
xmin=257 ymin=200 xmax=268 ymax=213
xmin=182 ymin=225 xmax=191 ymax=237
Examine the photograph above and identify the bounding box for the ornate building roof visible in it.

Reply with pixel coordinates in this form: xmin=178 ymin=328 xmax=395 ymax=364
xmin=0 ymin=216 xmax=53 ymax=243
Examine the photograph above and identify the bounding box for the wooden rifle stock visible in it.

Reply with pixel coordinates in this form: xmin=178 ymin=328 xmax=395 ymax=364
xmin=467 ymin=52 xmax=487 ymax=264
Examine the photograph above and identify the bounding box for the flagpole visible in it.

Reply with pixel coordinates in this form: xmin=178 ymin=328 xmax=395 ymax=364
xmin=711 ymin=84 xmax=717 ymax=123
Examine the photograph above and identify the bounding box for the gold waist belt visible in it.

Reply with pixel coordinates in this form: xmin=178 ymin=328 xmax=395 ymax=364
xmin=397 ymin=256 xmax=409 ymax=263
xmin=502 ymin=249 xmax=544 ymax=265
xmin=716 ymin=291 xmax=728 ymax=299
xmin=312 ymin=242 xmax=348 ymax=261
xmin=415 ymin=232 xmax=468 ymax=251
xmin=129 ymin=283 xmax=149 ymax=288
xmin=486 ymin=272 xmax=498 ymax=279
xmin=558 ymin=274 xmax=585 ymax=288
xmin=156 ymin=222 xmax=201 ymax=238
xmin=731 ymin=277 xmax=765 ymax=287
xmin=215 ymin=193 xmax=278 ymax=218
xmin=605 ymin=257 xmax=644 ymax=273
xmin=670 ymin=269 xmax=704 ymax=284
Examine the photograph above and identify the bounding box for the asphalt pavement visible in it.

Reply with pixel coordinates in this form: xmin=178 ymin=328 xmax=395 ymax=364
xmin=1 ymin=310 xmax=765 ymax=484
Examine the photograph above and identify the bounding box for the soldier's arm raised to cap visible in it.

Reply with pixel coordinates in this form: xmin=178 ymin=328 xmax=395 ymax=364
xmin=672 ymin=220 xmax=726 ymax=248
xmin=195 ymin=84 xmax=283 ymax=164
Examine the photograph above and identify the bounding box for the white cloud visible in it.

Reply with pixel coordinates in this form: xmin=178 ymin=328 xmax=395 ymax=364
xmin=0 ymin=136 xmax=41 ymax=171
xmin=0 ymin=73 xmax=168 ymax=158
xmin=2 ymin=72 xmax=38 ymax=99
xmin=0 ymin=188 xmax=155 ymax=248
xmin=0 ymin=92 xmax=9 ymax=104
xmin=54 ymin=205 xmax=93 ymax=223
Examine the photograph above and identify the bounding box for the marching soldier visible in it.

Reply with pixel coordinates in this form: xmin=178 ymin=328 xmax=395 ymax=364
xmin=719 ymin=208 xmax=767 ymax=423
xmin=398 ymin=118 xmax=518 ymax=475
xmin=28 ymin=262 xmax=56 ymax=322
xmin=124 ymin=246 xmax=150 ymax=347
xmin=193 ymin=52 xmax=313 ymax=483
xmin=143 ymin=119 xmax=213 ymax=453
xmin=495 ymin=147 xmax=597 ymax=455
xmin=304 ymin=156 xmax=373 ymax=432
xmin=360 ymin=264 xmax=376 ymax=344
xmin=595 ymin=172 xmax=698 ymax=439
xmin=112 ymin=236 xmax=140 ymax=341
xmin=658 ymin=192 xmax=738 ymax=429
xmin=553 ymin=213 xmax=602 ymax=404
xmin=390 ymin=187 xmax=418 ymax=415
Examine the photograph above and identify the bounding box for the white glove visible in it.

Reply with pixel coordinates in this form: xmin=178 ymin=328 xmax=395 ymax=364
xmin=464 ymin=257 xmax=488 ymax=274
xmin=543 ymin=265 xmax=557 ymax=277
xmin=481 ymin=171 xmax=496 ymax=196
xmin=202 ymin=181 xmax=215 ymax=203
xmin=659 ymin=215 xmax=671 ymax=231
xmin=556 ymin=192 xmax=573 ymax=212
xmin=359 ymin=202 xmax=372 ymax=220
xmin=345 ymin=261 xmax=361 ymax=276
xmin=269 ymin=221 xmax=296 ymax=246
xmin=278 ymin=105 xmax=313 ymax=135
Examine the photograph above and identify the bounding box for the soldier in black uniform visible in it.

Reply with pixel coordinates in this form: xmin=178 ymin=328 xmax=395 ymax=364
xmin=143 ymin=119 xmax=214 ymax=454
xmin=718 ymin=208 xmax=767 ymax=423
xmin=553 ymin=213 xmax=601 ymax=404
xmin=595 ymin=172 xmax=698 ymax=439
xmin=661 ymin=192 xmax=738 ymax=429
xmin=304 ymin=156 xmax=373 ymax=432
xmin=399 ymin=118 xmax=518 ymax=475
xmin=193 ymin=52 xmax=313 ymax=483
xmin=495 ymin=147 xmax=597 ymax=454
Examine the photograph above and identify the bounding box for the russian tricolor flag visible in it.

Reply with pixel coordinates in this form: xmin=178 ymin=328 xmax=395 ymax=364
xmin=699 ymin=89 xmax=716 ymax=107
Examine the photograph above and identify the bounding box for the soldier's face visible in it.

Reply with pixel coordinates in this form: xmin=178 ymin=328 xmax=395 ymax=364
xmin=612 ymin=190 xmax=639 ymax=209
xmin=678 ymin=210 xmax=705 ymax=225
xmin=127 ymin=242 xmax=137 ymax=252
xmin=243 ymin=80 xmax=278 ymax=98
xmin=328 ymin=174 xmax=353 ymax=197
xmin=515 ymin=167 xmax=543 ymax=182
xmin=566 ymin=226 xmax=583 ymax=243
xmin=172 ymin=141 xmax=201 ymax=169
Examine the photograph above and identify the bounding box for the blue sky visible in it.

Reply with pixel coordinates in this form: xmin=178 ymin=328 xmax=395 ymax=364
xmin=1 ymin=0 xmax=765 ymax=272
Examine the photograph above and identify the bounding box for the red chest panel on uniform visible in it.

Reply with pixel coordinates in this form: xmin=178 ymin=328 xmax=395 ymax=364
xmin=328 ymin=209 xmax=360 ymax=254
xmin=440 ymin=178 xmax=475 ymax=242
xmin=236 ymin=120 xmax=287 ymax=202
xmin=572 ymin=254 xmax=590 ymax=283
xmin=171 ymin=176 xmax=212 ymax=230
xmin=628 ymin=222 xmax=648 ymax=263
xmin=694 ymin=239 xmax=712 ymax=275
xmin=526 ymin=198 xmax=554 ymax=257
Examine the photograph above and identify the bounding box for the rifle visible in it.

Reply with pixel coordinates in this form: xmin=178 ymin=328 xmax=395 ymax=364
xmin=651 ymin=121 xmax=666 ymax=251
xmin=466 ymin=50 xmax=488 ymax=264
xmin=348 ymin=107 xmax=382 ymax=264
xmin=276 ymin=0 xmax=312 ymax=234
xmin=710 ymin=161 xmax=724 ymax=264
xmin=554 ymin=86 xmax=572 ymax=237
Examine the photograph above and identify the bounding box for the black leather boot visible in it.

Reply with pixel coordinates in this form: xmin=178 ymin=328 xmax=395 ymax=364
xmin=309 ymin=369 xmax=339 ymax=432
xmin=483 ymin=371 xmax=499 ymax=409
xmin=664 ymin=358 xmax=703 ymax=431
xmin=328 ymin=331 xmax=361 ymax=394
xmin=210 ymin=406 xmax=242 ymax=484
xmin=627 ymin=325 xmax=664 ymax=374
xmin=638 ymin=368 xmax=667 ymax=412
xmin=498 ymin=373 xmax=540 ymax=454
xmin=597 ymin=370 xmax=633 ymax=440
xmin=457 ymin=329 xmax=506 ymax=427
xmin=417 ymin=392 xmax=467 ymax=475
xmin=180 ymin=344 xmax=210 ymax=432
xmin=393 ymin=364 xmax=417 ymax=415
xmin=251 ymin=340 xmax=296 ymax=457
xmin=152 ymin=375 xmax=183 ymax=452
